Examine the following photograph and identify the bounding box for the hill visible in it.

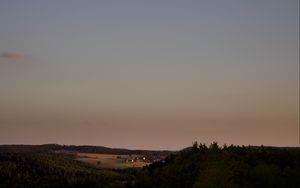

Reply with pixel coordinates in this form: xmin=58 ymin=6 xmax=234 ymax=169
xmin=0 ymin=144 xmax=171 ymax=160
xmin=134 ymin=142 xmax=300 ymax=188
xmin=1 ymin=143 xmax=300 ymax=187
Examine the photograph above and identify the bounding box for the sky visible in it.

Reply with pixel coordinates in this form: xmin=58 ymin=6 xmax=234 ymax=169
xmin=0 ymin=0 xmax=299 ymax=150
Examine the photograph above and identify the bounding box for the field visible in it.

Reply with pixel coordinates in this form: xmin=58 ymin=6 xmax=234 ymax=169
xmin=76 ymin=153 xmax=151 ymax=169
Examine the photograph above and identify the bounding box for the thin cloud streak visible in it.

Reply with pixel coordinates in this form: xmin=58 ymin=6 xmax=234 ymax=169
xmin=0 ymin=52 xmax=27 ymax=60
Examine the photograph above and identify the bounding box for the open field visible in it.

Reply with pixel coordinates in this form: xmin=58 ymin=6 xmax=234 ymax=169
xmin=76 ymin=153 xmax=151 ymax=169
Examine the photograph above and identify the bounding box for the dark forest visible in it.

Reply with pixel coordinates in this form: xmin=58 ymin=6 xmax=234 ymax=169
xmin=0 ymin=143 xmax=299 ymax=188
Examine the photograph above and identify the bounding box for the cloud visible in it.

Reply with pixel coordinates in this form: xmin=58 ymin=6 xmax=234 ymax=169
xmin=0 ymin=52 xmax=27 ymax=60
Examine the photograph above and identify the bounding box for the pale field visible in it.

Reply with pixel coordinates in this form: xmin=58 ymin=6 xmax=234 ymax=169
xmin=75 ymin=153 xmax=151 ymax=169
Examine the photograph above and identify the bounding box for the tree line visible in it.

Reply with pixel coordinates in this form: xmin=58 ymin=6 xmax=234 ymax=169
xmin=1 ymin=143 xmax=300 ymax=187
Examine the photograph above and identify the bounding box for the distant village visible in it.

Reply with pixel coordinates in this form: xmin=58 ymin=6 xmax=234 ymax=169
xmin=117 ymin=154 xmax=163 ymax=163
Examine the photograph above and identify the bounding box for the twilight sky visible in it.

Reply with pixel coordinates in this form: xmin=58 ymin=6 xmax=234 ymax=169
xmin=0 ymin=0 xmax=298 ymax=150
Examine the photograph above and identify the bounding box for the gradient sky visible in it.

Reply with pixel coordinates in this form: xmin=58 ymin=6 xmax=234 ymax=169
xmin=0 ymin=0 xmax=299 ymax=150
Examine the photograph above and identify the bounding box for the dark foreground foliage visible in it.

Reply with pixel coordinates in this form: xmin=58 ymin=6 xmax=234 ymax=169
xmin=134 ymin=142 xmax=300 ymax=188
xmin=0 ymin=143 xmax=300 ymax=188
xmin=0 ymin=150 xmax=133 ymax=188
